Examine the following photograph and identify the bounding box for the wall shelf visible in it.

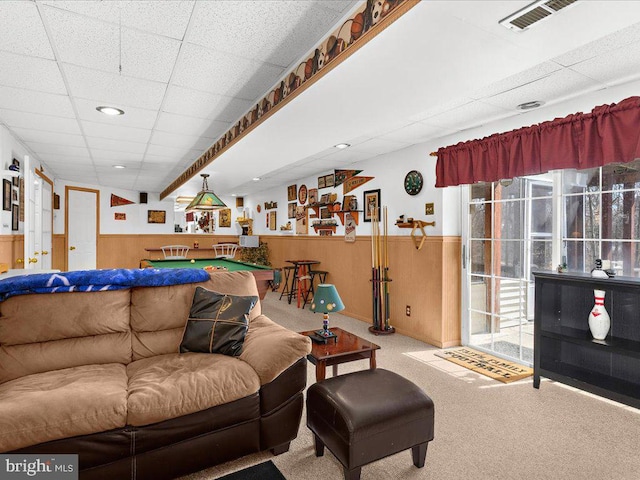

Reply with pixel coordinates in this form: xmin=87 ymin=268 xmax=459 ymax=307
xmin=336 ymin=210 xmax=362 ymax=225
xmin=312 ymin=224 xmax=336 ymax=233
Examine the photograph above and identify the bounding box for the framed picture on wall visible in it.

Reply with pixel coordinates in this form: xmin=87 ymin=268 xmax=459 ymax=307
xmin=287 ymin=184 xmax=297 ymax=201
xmin=11 ymin=158 xmax=20 ymax=187
xmin=324 ymin=174 xmax=334 ymax=188
xmin=269 ymin=211 xmax=277 ymax=231
xmin=288 ymin=202 xmax=296 ymax=219
xmin=318 ymin=176 xmax=326 ymax=189
xmin=147 ymin=210 xmax=166 ymax=224
xmin=363 ymin=189 xmax=381 ymax=222
xmin=219 ymin=208 xmax=231 ymax=227
xmin=3 ymin=179 xmax=11 ymax=211
xmin=11 ymin=204 xmax=18 ymax=230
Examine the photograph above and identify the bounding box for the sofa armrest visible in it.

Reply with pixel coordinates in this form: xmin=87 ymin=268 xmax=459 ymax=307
xmin=240 ymin=315 xmax=311 ymax=385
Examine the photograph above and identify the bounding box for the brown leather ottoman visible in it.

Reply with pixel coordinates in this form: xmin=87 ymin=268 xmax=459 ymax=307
xmin=306 ymin=369 xmax=434 ymax=480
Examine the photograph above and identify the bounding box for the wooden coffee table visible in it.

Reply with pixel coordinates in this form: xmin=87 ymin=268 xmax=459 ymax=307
xmin=300 ymin=327 xmax=380 ymax=381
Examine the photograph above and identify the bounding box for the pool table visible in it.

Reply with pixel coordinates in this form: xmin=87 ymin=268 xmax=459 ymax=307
xmin=140 ymin=257 xmax=274 ymax=300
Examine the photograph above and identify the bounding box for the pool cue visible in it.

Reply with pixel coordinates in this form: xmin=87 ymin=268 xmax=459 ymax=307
xmin=383 ymin=206 xmax=390 ymax=330
xmin=375 ymin=208 xmax=383 ymax=330
xmin=371 ymin=207 xmax=378 ymax=330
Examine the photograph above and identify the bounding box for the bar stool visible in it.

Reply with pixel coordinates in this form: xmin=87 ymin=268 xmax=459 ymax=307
xmin=302 ymin=270 xmax=328 ymax=309
xmin=279 ymin=266 xmax=296 ymax=301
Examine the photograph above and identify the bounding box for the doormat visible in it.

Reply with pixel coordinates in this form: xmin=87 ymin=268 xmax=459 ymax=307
xmin=435 ymin=347 xmax=533 ymax=383
xmin=215 ymin=461 xmax=286 ymax=480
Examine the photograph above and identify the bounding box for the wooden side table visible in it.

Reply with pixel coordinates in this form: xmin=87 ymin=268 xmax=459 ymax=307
xmin=300 ymin=327 xmax=380 ymax=382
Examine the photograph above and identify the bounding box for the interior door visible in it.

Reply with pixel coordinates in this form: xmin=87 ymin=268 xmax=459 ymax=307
xmin=36 ymin=170 xmax=53 ymax=269
xmin=23 ymin=155 xmax=38 ymax=270
xmin=67 ymin=187 xmax=98 ymax=271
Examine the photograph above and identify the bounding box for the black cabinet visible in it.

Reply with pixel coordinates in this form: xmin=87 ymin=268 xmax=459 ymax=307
xmin=533 ymin=271 xmax=640 ymax=408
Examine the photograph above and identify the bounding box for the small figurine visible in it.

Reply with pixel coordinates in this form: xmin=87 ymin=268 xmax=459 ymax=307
xmin=590 ymin=259 xmax=608 ymax=278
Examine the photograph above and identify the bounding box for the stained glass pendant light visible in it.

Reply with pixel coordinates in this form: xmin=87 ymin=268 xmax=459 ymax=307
xmin=186 ymin=174 xmax=226 ymax=212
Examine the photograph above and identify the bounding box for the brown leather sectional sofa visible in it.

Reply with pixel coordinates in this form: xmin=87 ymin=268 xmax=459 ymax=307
xmin=0 ymin=270 xmax=311 ymax=479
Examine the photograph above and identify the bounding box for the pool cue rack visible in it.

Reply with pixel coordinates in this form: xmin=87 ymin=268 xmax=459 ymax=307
xmin=396 ymin=219 xmax=436 ymax=250
xmin=369 ymin=206 xmax=395 ymax=335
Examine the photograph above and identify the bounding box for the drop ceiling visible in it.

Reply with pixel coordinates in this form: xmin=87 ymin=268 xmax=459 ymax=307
xmin=1 ymin=0 xmax=640 ymax=199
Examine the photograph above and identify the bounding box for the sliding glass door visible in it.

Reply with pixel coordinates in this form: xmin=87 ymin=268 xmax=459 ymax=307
xmin=462 ymin=160 xmax=640 ymax=365
xmin=463 ymin=174 xmax=553 ymax=365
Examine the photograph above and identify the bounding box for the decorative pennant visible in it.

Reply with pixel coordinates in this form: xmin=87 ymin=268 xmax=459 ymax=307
xmin=334 ymin=169 xmax=362 ymax=187
xmin=343 ymin=176 xmax=374 ymax=194
xmin=110 ymin=193 xmax=134 ymax=207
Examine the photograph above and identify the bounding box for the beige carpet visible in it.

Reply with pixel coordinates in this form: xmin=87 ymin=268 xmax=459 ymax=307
xmin=181 ymin=292 xmax=640 ymax=480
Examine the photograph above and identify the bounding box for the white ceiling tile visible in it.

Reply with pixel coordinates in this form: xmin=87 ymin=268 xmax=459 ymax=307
xmin=42 ymin=0 xmax=195 ymax=40
xmin=86 ymin=136 xmax=147 ymax=154
xmin=0 ymin=109 xmax=81 ymax=135
xmin=173 ymin=42 xmax=284 ymax=100
xmin=143 ymin=154 xmax=183 ymax=165
xmin=92 ymin=157 xmax=141 ymax=168
xmin=188 ymin=1 xmax=342 ymax=68
xmin=91 ymin=149 xmax=145 ymax=162
xmin=568 ymin=41 xmax=640 ymax=86
xmin=0 ymin=1 xmax=55 ymax=59
xmin=553 ymin=23 xmax=640 ymax=67
xmin=0 ymin=86 xmax=75 ymax=118
xmin=64 ymin=64 xmax=167 ymax=110
xmin=42 ymin=6 xmax=120 ymax=73
xmin=480 ymin=69 xmax=604 ymax=111
xmin=468 ymin=62 xmax=563 ymax=100
xmin=150 ymin=130 xmax=213 ymax=150
xmin=162 ymin=86 xmax=253 ymax=122
xmin=10 ymin=128 xmax=85 ymax=147
xmin=74 ymin=98 xmax=158 ymax=129
xmin=321 ymin=148 xmax=374 ymax=164
xmin=409 ymin=97 xmax=475 ymax=123
xmin=155 ymin=112 xmax=228 ymax=138
xmin=121 ymin=29 xmax=181 ymax=83
xmin=424 ymin=100 xmax=513 ymax=130
xmin=36 ymin=154 xmax=91 ymax=165
xmin=380 ymin=122 xmax=453 ymax=144
xmin=146 ymin=144 xmax=200 ymax=159
xmin=351 ymin=138 xmax=411 ymax=155
xmin=25 ymin=142 xmax=89 ymax=157
xmin=0 ymin=51 xmax=67 ymax=95
xmin=0 ymin=86 xmax=74 ymax=118
xmin=81 ymin=120 xmax=151 ymax=143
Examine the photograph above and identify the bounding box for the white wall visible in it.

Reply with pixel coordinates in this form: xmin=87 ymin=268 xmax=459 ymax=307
xmin=0 ymin=124 xmax=54 ymax=236
xmin=53 ymin=180 xmax=176 ymax=235
xmin=245 ymin=141 xmax=458 ymax=237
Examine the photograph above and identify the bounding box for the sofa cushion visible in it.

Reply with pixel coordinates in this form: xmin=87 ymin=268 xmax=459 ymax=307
xmin=130 ymin=271 xmax=261 ymax=361
xmin=126 ymin=352 xmax=260 ymax=426
xmin=0 ymin=290 xmax=131 ymax=384
xmin=0 ymin=363 xmax=128 ymax=452
xmin=240 ymin=315 xmax=312 ymax=385
xmin=180 ymin=287 xmax=258 ymax=356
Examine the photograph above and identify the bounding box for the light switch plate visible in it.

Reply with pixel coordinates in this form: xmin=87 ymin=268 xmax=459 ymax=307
xmin=425 ymin=203 xmax=434 ymax=215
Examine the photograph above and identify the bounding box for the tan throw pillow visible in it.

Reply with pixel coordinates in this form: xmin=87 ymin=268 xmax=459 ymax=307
xmin=179 ymin=287 xmax=258 ymax=357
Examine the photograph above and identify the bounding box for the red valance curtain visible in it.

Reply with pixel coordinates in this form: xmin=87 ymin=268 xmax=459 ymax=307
xmin=435 ymin=96 xmax=640 ymax=187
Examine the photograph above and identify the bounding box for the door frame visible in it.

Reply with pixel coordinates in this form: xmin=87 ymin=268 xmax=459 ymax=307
xmin=65 ymin=186 xmax=100 ymax=271
xmin=35 ymin=168 xmax=54 ymax=268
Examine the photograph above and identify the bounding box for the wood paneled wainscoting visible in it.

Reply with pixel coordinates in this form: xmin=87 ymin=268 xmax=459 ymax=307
xmin=55 ymin=233 xmax=461 ymax=349
xmin=0 ymin=235 xmax=25 ymax=269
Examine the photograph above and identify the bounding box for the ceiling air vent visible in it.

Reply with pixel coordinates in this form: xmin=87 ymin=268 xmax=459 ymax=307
xmin=499 ymin=0 xmax=578 ymax=31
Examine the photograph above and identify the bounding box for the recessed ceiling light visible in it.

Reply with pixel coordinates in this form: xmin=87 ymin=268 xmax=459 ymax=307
xmin=97 ymin=106 xmax=125 ymax=116
xmin=252 ymin=177 xmax=261 ymax=182
xmin=334 ymin=143 xmax=351 ymax=149
xmin=517 ymin=100 xmax=545 ymax=110
xmin=113 ymin=165 xmax=126 ymax=169
xmin=231 ymin=194 xmax=237 ymax=197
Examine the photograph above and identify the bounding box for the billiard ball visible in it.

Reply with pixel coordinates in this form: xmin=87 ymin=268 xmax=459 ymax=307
xmin=190 ymin=259 xmax=195 ymax=263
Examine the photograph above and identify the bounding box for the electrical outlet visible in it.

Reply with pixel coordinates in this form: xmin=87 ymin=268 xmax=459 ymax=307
xmin=406 ymin=305 xmax=411 ymax=316
xmin=425 ymin=203 xmax=434 ymax=215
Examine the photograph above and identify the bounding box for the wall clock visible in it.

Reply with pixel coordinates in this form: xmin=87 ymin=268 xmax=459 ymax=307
xmin=298 ymin=184 xmax=308 ymax=204
xmin=404 ymin=170 xmax=423 ymax=196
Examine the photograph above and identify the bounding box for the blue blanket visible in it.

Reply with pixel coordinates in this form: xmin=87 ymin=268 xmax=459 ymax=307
xmin=0 ymin=268 xmax=211 ymax=302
